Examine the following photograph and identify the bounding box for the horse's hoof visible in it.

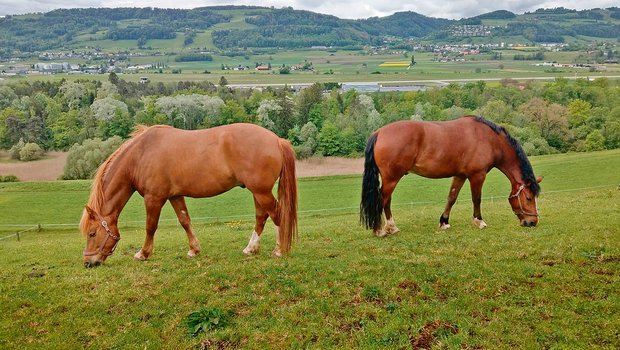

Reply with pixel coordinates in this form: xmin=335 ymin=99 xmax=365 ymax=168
xmin=472 ymin=218 xmax=487 ymax=229
xmin=134 ymin=251 xmax=147 ymax=261
xmin=272 ymin=249 xmax=282 ymax=258
xmin=187 ymin=250 xmax=199 ymax=258
xmin=374 ymin=230 xmax=388 ymax=238
xmin=440 ymin=223 xmax=451 ymax=230
xmin=243 ymin=248 xmax=258 ymax=256
xmin=386 ymin=226 xmax=400 ymax=235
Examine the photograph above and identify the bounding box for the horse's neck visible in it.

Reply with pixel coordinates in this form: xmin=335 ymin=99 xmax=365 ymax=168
xmin=100 ymin=169 xmax=134 ymax=223
xmin=496 ymin=142 xmax=523 ymax=188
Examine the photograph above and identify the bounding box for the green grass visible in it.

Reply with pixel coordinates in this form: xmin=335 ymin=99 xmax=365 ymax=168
xmin=0 ymin=149 xmax=619 ymax=349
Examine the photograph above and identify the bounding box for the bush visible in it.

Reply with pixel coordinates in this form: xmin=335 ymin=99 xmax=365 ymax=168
xmin=19 ymin=143 xmax=44 ymax=161
xmin=8 ymin=139 xmax=25 ymax=160
xmin=0 ymin=174 xmax=19 ymax=182
xmin=62 ymin=136 xmax=123 ymax=180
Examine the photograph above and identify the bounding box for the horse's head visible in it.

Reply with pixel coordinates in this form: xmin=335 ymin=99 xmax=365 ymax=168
xmin=80 ymin=206 xmax=121 ymax=268
xmin=508 ymin=177 xmax=543 ymax=227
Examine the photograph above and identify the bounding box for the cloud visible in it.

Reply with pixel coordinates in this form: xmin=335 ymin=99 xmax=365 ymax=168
xmin=0 ymin=0 xmax=618 ymax=19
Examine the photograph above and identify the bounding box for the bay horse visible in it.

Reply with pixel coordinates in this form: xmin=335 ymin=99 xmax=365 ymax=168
xmin=360 ymin=116 xmax=542 ymax=237
xmin=80 ymin=123 xmax=298 ymax=267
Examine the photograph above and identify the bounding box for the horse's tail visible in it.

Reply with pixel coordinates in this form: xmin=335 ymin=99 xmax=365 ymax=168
xmin=277 ymin=139 xmax=298 ymax=254
xmin=360 ymin=132 xmax=383 ymax=231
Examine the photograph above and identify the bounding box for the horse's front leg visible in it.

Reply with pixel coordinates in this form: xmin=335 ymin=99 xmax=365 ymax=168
xmin=469 ymin=173 xmax=488 ymax=229
xmin=439 ymin=176 xmax=466 ymax=229
xmin=169 ymin=196 xmax=201 ymax=258
xmin=135 ymin=196 xmax=166 ymax=260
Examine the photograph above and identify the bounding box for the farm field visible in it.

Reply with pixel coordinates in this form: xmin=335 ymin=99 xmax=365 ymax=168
xmin=10 ymin=49 xmax=620 ymax=86
xmin=0 ymin=149 xmax=619 ymax=349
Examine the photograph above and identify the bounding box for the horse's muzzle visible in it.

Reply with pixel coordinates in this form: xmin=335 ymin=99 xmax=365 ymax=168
xmin=84 ymin=260 xmax=102 ymax=268
xmin=521 ymin=220 xmax=537 ymax=227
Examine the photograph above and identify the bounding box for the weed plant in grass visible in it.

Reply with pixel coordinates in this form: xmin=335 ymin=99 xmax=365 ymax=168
xmin=0 ymin=150 xmax=619 ymax=349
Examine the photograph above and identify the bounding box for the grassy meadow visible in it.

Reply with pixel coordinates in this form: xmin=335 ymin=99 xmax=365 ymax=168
xmin=0 ymin=149 xmax=619 ymax=349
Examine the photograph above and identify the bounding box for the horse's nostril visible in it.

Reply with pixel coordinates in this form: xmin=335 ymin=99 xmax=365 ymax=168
xmin=84 ymin=261 xmax=92 ymax=268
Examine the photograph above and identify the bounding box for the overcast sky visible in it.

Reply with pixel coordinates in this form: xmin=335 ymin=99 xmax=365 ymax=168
xmin=0 ymin=0 xmax=617 ymax=19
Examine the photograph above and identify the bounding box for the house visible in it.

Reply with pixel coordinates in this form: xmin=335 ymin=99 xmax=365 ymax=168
xmin=256 ymin=65 xmax=270 ymax=71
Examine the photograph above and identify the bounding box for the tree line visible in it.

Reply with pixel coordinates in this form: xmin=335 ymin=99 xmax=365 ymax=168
xmin=0 ymin=75 xmax=618 ymax=174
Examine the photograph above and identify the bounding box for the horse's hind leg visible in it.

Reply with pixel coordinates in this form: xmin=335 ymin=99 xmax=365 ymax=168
xmin=378 ymin=178 xmax=401 ymax=237
xmin=170 ymin=196 xmax=201 ymax=257
xmin=135 ymin=195 xmax=166 ymax=261
xmin=243 ymin=194 xmax=272 ymax=256
xmin=439 ymin=176 xmax=466 ymax=229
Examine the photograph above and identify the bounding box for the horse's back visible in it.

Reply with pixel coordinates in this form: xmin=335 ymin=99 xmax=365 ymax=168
xmin=130 ymin=124 xmax=283 ymax=198
xmin=374 ymin=117 xmax=500 ymax=179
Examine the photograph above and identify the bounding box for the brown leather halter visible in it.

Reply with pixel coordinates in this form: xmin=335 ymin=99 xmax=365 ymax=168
xmin=83 ymin=215 xmax=120 ymax=257
xmin=508 ymin=184 xmax=539 ymax=217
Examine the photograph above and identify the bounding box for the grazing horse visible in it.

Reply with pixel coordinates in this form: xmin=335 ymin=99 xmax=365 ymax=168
xmin=80 ymin=123 xmax=298 ymax=267
xmin=360 ymin=116 xmax=542 ymax=237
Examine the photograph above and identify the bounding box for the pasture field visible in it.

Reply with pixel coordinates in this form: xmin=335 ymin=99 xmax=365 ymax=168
xmin=12 ymin=49 xmax=620 ymax=86
xmin=0 ymin=150 xmax=619 ymax=349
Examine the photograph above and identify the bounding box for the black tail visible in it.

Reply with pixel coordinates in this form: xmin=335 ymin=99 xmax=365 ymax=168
xmin=360 ymin=132 xmax=383 ymax=231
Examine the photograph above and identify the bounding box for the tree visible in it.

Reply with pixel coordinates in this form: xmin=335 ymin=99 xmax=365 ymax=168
xmin=219 ymin=76 xmax=228 ymax=86
xmin=99 ymin=109 xmax=135 ymax=139
xmin=256 ymin=99 xmax=281 ymax=133
xmin=59 ymin=81 xmax=89 ymax=110
xmin=584 ymin=130 xmax=605 ymax=151
xmin=519 ymin=98 xmax=569 ymax=151
xmin=220 ymin=100 xmax=249 ymax=125
xmin=62 ymin=136 xmax=123 ymax=180
xmin=91 ymin=97 xmax=129 ymax=121
xmin=296 ymin=83 xmax=323 ymax=126
xmin=0 ymin=86 xmax=17 ymax=110
xmin=567 ymin=99 xmax=591 ymax=128
xmin=155 ymin=94 xmax=225 ymax=129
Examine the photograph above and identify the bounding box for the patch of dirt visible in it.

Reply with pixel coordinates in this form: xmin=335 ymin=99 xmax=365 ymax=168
xmin=0 ymin=151 xmax=363 ymax=182
xmin=0 ymin=151 xmax=68 ymax=181
xmin=411 ymin=320 xmax=459 ymax=350
xmin=295 ymin=157 xmax=363 ymax=178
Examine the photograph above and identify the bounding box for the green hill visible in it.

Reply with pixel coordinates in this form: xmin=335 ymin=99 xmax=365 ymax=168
xmin=0 ymin=5 xmax=619 ymax=56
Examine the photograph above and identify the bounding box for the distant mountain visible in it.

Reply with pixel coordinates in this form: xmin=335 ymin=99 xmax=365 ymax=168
xmin=0 ymin=5 xmax=619 ymax=56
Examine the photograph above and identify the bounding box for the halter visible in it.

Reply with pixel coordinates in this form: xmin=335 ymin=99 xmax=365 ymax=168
xmin=83 ymin=215 xmax=120 ymax=257
xmin=508 ymin=184 xmax=539 ymax=217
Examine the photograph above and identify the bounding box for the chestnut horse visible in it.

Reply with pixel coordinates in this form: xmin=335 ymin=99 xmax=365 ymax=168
xmin=361 ymin=116 xmax=542 ymax=237
xmin=80 ymin=123 xmax=298 ymax=267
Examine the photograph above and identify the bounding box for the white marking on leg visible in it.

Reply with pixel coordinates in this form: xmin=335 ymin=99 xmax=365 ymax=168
xmin=472 ymin=217 xmax=488 ymax=229
xmin=272 ymin=226 xmax=282 ymax=257
xmin=440 ymin=223 xmax=451 ymax=230
xmin=134 ymin=250 xmax=147 ymax=261
xmin=243 ymin=231 xmax=261 ymax=255
xmin=384 ymin=217 xmax=400 ymax=235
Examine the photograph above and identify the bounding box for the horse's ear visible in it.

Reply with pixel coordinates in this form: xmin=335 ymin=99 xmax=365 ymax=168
xmin=84 ymin=206 xmax=97 ymax=220
xmin=536 ymin=176 xmax=544 ymax=184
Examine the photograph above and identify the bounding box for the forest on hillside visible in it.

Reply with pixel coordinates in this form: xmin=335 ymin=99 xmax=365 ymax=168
xmin=1 ymin=75 xmax=618 ymax=179
xmin=1 ymin=6 xmax=620 ymax=55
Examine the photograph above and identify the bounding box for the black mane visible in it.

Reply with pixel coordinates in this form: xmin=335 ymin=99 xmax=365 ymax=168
xmin=472 ymin=116 xmax=540 ymax=196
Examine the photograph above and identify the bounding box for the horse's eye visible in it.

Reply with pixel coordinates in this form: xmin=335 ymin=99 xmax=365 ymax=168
xmin=526 ymin=196 xmax=532 ymax=201
xmin=89 ymin=231 xmax=96 ymax=237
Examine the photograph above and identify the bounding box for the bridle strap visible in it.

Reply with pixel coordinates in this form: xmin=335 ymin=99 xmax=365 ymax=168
xmin=508 ymin=184 xmax=539 ymax=217
xmin=83 ymin=215 xmax=120 ymax=257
